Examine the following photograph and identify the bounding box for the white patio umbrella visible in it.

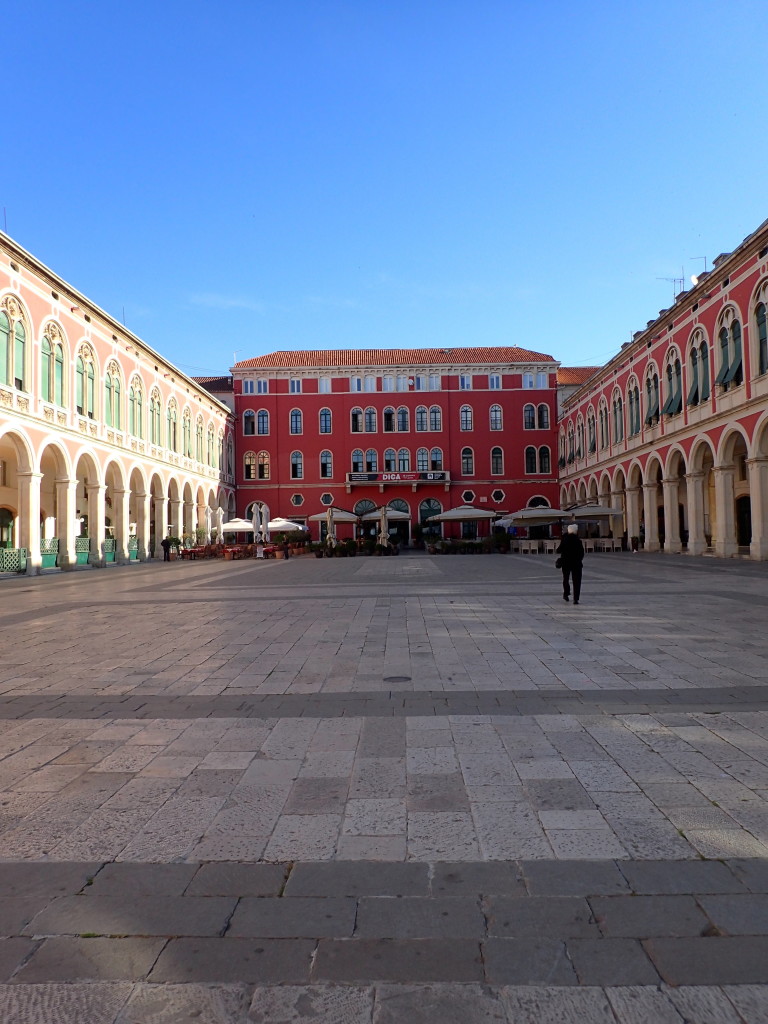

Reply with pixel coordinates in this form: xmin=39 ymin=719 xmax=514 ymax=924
xmin=360 ymin=505 xmax=409 ymax=545
xmin=495 ymin=507 xmax=566 ymax=528
xmin=566 ymin=504 xmax=624 ymax=520
xmin=221 ymin=517 xmax=256 ymax=535
xmin=267 ymin=517 xmax=308 ymax=532
xmin=426 ymin=504 xmax=497 ymax=522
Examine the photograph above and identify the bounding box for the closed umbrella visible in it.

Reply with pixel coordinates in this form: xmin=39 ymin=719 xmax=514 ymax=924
xmin=215 ymin=507 xmax=224 ymax=543
xmin=251 ymin=503 xmax=261 ymax=539
xmin=204 ymin=506 xmax=212 ymax=543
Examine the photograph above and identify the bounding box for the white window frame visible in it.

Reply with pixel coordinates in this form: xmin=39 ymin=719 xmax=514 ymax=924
xmin=289 ymin=378 xmax=302 ymax=394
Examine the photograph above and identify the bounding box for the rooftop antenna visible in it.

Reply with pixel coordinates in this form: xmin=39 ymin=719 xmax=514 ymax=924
xmin=656 ymin=266 xmax=685 ymax=302
xmin=690 ymin=256 xmax=708 ymax=286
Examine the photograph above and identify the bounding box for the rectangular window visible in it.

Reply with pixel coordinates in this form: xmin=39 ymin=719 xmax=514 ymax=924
xmin=350 ymin=377 xmax=362 ymax=392
xmin=382 ymin=376 xmax=394 ymax=392
xmin=489 ymin=373 xmax=501 ymax=390
xmin=318 ymin=377 xmax=331 ymax=394
xmin=256 ymin=379 xmax=268 ymax=394
xmin=459 ymin=374 xmax=472 ymax=390
xmin=536 ymin=372 xmax=548 ymax=388
xmin=364 ymin=376 xmax=376 ymax=392
xmin=414 ymin=375 xmax=426 ymax=391
xmin=523 ymin=373 xmax=534 ymax=389
xmin=396 ymin=375 xmax=409 ymax=391
xmin=429 ymin=374 xmax=441 ymax=391
xmin=242 ymin=379 xmax=255 ymax=394
xmin=289 ymin=378 xmax=302 ymax=394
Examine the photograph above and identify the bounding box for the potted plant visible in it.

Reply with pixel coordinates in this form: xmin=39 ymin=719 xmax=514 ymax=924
xmin=167 ymin=536 xmax=182 ymax=560
xmin=344 ymin=539 xmax=357 ymax=557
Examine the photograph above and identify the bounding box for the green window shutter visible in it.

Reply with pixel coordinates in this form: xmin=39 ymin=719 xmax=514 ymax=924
xmin=722 ymin=324 xmax=743 ymax=385
xmin=0 ymin=311 xmax=9 ymax=386
xmin=758 ymin=304 xmax=768 ymax=375
xmin=41 ymin=338 xmax=52 ymax=402
xmin=87 ymin=364 xmax=95 ymax=416
xmin=14 ymin=321 xmax=26 ymax=390
xmin=54 ymin=347 xmax=64 ymax=406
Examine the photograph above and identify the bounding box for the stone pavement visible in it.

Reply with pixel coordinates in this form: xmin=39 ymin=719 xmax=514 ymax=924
xmin=1 ymin=551 xmax=768 ymax=1022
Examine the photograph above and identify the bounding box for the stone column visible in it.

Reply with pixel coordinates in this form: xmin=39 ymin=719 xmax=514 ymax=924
xmin=169 ymin=498 xmax=183 ymax=538
xmin=662 ymin=477 xmax=682 ymax=553
xmin=135 ymin=491 xmax=151 ymax=561
xmin=153 ymin=494 xmax=168 ymax=559
xmin=55 ymin=477 xmax=78 ymax=569
xmin=113 ymin=487 xmax=131 ymax=563
xmin=17 ymin=470 xmax=42 ymax=575
xmin=625 ymin=486 xmax=641 ymax=546
xmin=642 ymin=483 xmax=660 ymax=551
xmin=86 ymin=483 xmax=107 ymax=567
xmin=713 ymin=466 xmax=738 ymax=558
xmin=747 ymin=457 xmax=768 ymax=560
xmin=684 ymin=471 xmax=707 ymax=556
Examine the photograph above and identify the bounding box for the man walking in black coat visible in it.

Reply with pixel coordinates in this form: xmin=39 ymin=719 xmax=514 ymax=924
xmin=556 ymin=524 xmax=584 ymax=604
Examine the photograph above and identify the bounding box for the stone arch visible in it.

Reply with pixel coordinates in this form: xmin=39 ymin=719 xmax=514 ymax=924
xmin=717 ymin=426 xmax=751 ymax=552
xmin=0 ymin=429 xmax=38 ymax=562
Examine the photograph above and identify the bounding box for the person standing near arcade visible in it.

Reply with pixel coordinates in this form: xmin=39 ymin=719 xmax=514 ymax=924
xmin=556 ymin=524 xmax=585 ymax=604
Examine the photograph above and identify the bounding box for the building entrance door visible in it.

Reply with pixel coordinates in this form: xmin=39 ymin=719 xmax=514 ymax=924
xmin=736 ymin=495 xmax=752 ymax=547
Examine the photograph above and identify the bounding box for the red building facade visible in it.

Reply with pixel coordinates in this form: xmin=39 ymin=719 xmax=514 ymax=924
xmin=558 ymin=217 xmax=768 ymax=559
xmin=232 ymin=347 xmax=560 ymax=541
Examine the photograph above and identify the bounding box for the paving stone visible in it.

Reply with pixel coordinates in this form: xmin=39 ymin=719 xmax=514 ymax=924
xmin=645 ymin=936 xmax=768 ymax=985
xmin=263 ymin=814 xmax=342 ymax=861
xmin=358 ymin=720 xmax=406 ymax=758
xmin=186 ymin=863 xmax=289 ymax=896
xmin=406 ymin=773 xmax=469 ymax=812
xmin=249 ymin=984 xmax=374 ymax=1024
xmin=342 ymin=798 xmax=407 ymax=835
xmin=485 ymin=895 xmax=598 ymax=938
xmin=85 ymin=863 xmax=198 ymax=897
xmin=619 ymin=859 xmax=745 ymax=894
xmin=313 ymin=938 xmax=484 ymax=982
xmin=336 ymin=836 xmax=407 ymax=859
xmin=24 ymin=895 xmax=237 ymax=937
xmin=499 ymin=986 xmax=617 ymax=1023
xmin=696 ymin=894 xmax=768 ymax=935
xmin=285 ymin=862 xmax=429 ymax=897
xmin=482 ymin=938 xmax=577 ymax=984
xmin=116 ymin=983 xmax=252 ymax=1024
xmin=604 ymin=986 xmax=686 ymax=1024
xmin=407 ymin=812 xmax=480 ymax=860
xmin=374 ymin=982 xmax=507 ymax=1023
xmin=282 ymin=778 xmax=349 ymax=814
xmin=522 ymin=860 xmax=630 ymax=896
xmin=726 ymin=858 xmax=768 ymax=892
xmin=0 ymin=937 xmax=37 ymax=981
xmin=546 ymin=829 xmax=629 ymax=860
xmin=590 ymin=894 xmax=710 ymax=938
xmin=149 ymin=938 xmax=315 ymax=983
xmin=567 ymin=938 xmax=660 ymax=985
xmin=722 ymin=984 xmax=768 ymax=1022
xmin=0 ymin=982 xmax=133 ymax=1024
xmin=0 ymin=898 xmax=54 ymax=936
xmin=665 ymin=986 xmax=744 ymax=1024
xmin=431 ymin=862 xmax=525 ymax=897
xmin=229 ymin=897 xmax=357 ymax=938
xmin=13 ymin=937 xmax=165 ymax=981
xmin=0 ymin=862 xmax=102 ymax=898
xmin=356 ymin=897 xmax=484 ymax=939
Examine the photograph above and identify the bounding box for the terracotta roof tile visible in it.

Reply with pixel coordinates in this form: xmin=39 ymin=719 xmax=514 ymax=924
xmin=234 ymin=347 xmax=556 ymax=371
xmin=557 ymin=366 xmax=601 ymax=386
xmin=193 ymin=375 xmax=234 ymax=391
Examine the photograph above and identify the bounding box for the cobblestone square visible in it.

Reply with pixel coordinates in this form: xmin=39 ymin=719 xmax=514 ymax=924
xmin=2 ymin=551 xmax=768 ymax=1020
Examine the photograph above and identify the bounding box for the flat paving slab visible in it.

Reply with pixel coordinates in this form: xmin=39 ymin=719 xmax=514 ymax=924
xmin=3 ymin=552 xmax=768 ymax=1009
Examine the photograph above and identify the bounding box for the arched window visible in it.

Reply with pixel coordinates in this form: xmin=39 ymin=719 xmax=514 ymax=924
xmin=351 ymin=407 xmax=363 ymax=432
xmin=150 ymin=391 xmax=162 ymax=444
xmin=460 ymin=405 xmax=473 ymax=430
xmin=397 ymin=407 xmax=409 ymax=431
xmin=383 ymin=407 xmax=395 ymax=431
xmin=699 ymin=340 xmax=710 ymax=401
xmin=644 ymin=373 xmax=660 ymax=425
xmin=715 ymin=313 xmax=743 ymax=390
xmin=129 ymin=379 xmax=144 ymax=438
xmin=490 ymin=404 xmax=502 ymax=430
xmin=167 ymin=403 xmax=178 ymax=451
xmin=351 ymin=449 xmax=364 ymax=472
xmin=13 ymin=320 xmax=26 ymax=391
xmin=461 ymin=447 xmax=474 ymax=474
xmin=290 ymin=451 xmax=303 ymax=479
xmin=365 ymin=407 xmax=376 ymax=432
xmin=243 ymin=410 xmax=255 ymax=435
xmin=320 ymin=450 xmax=333 ymax=478
xmin=41 ymin=337 xmax=52 ymax=403
xmin=429 ymin=406 xmax=442 ymax=431
xmin=75 ymin=350 xmax=96 ymax=418
xmin=384 ymin=448 xmax=396 ymax=472
xmin=525 ymin=446 xmax=537 ymax=473
xmin=365 ymin=448 xmax=378 ymax=472
xmin=354 ymin=498 xmax=377 ymax=515
xmin=182 ymin=411 xmax=192 ymax=457
xmin=491 ymin=446 xmax=503 ymax=474
xmin=0 ymin=311 xmax=9 ymax=387
xmin=196 ymin=417 xmax=204 ymax=461
xmin=415 ymin=406 xmax=427 ymax=431
xmin=523 ymin=404 xmax=536 ymax=429
xmin=257 ymin=409 xmax=269 ymax=434
xmin=244 ymin=452 xmax=256 ymax=480
xmin=258 ymin=451 xmax=270 ymax=479
xmin=612 ymin=394 xmax=623 ymax=442
xmin=319 ymin=408 xmax=332 ymax=433
xmin=397 ymin=448 xmax=410 ymax=471
xmin=419 ymin=497 xmax=442 ymax=527
xmin=539 ymin=447 xmax=551 ymax=474
xmin=227 ymin=436 xmax=234 ymax=476
xmin=42 ymin=325 xmax=66 ymax=407
xmin=207 ymin=425 xmax=216 ymax=466
xmin=290 ymin=408 xmax=302 ymax=434
xmin=389 ymin=498 xmax=409 ymax=514
xmin=537 ymin=404 xmax=549 ymax=429
xmin=757 ymin=302 xmax=768 ymax=376
xmin=416 ymin=447 xmax=428 ymax=471
xmin=430 ymin=447 xmax=443 ymax=471
xmin=587 ymin=412 xmax=596 ymax=452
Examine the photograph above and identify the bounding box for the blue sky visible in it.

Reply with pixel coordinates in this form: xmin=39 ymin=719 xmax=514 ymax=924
xmin=4 ymin=1 xmax=768 ymax=375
